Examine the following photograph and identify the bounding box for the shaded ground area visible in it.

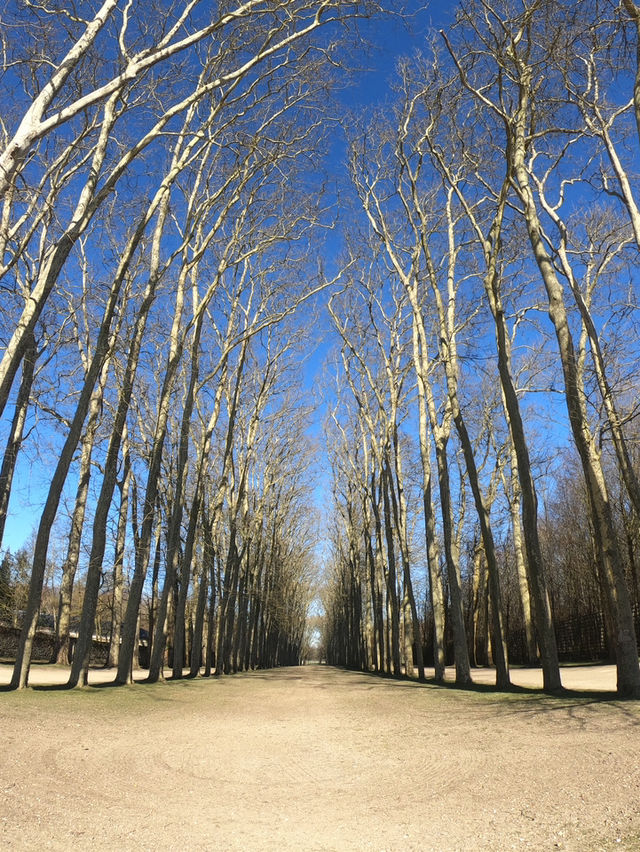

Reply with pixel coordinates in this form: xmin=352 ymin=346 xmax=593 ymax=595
xmin=1 ymin=664 xmax=639 ymax=851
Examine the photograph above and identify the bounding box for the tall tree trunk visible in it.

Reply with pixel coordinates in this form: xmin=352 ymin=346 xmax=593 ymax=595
xmin=386 ymin=455 xmax=425 ymax=682
xmin=69 ymin=273 xmax=160 ymax=688
xmin=409 ymin=288 xmax=471 ymax=685
xmin=54 ymin=427 xmax=95 ymax=667
xmin=365 ymin=519 xmax=384 ymax=673
xmin=202 ymin=519 xmax=218 ymax=676
xmin=149 ymin=314 xmax=205 ymax=682
xmin=215 ymin=525 xmax=240 ymax=675
xmin=115 ymin=280 xmax=189 ymax=684
xmin=452 ymin=411 xmax=510 ymax=689
xmin=10 ymin=259 xmax=127 ymax=690
xmin=190 ymin=550 xmax=208 ymax=677
xmin=380 ymin=466 xmax=401 ymax=677
xmin=433 ymin=432 xmax=472 ymax=686
xmin=469 ymin=541 xmax=482 ymax=667
xmin=107 ymin=435 xmax=131 ymax=668
xmin=411 ymin=317 xmax=446 ymax=681
xmin=504 ymin=449 xmax=537 ymax=665
xmin=0 ymin=332 xmax=36 ymax=553
xmin=487 ymin=245 xmax=560 ymax=690
xmin=369 ymin=476 xmax=392 ymax=675
xmin=169 ymin=489 xmax=201 ymax=679
xmin=425 ymin=131 xmax=561 ymax=689
xmin=54 ymin=352 xmax=112 ymax=666
xmin=235 ymin=553 xmax=251 ymax=673
xmin=512 ymin=69 xmax=640 ymax=697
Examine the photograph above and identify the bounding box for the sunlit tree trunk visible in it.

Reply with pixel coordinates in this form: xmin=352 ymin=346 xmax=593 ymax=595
xmin=510 ymin=54 xmax=640 ymax=698
xmin=11 ymin=250 xmax=130 ymax=689
xmin=53 ymin=373 xmax=108 ymax=667
xmin=503 ymin=447 xmax=537 ymax=665
xmin=0 ymin=332 xmax=36 ymax=553
xmin=107 ymin=430 xmax=131 ymax=669
xmin=411 ymin=317 xmax=446 ymax=682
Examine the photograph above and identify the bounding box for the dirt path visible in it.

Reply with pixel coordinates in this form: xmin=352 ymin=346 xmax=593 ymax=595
xmin=0 ymin=660 xmax=621 ymax=690
xmin=1 ymin=665 xmax=639 ymax=851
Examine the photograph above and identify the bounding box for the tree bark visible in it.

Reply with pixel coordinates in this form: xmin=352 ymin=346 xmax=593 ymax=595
xmin=0 ymin=332 xmax=36 ymax=553
xmin=511 ymin=63 xmax=640 ymax=697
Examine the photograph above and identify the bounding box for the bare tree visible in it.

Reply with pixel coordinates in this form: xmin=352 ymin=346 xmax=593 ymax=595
xmin=349 ymin=116 xmax=512 ymax=686
xmin=0 ymin=0 xmax=385 ymax=419
xmin=444 ymin=0 xmax=639 ymax=696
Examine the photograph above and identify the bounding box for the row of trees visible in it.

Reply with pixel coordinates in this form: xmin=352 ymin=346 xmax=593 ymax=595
xmin=322 ymin=0 xmax=640 ymax=697
xmin=0 ymin=0 xmax=385 ymax=688
xmin=3 ymin=0 xmax=640 ymax=699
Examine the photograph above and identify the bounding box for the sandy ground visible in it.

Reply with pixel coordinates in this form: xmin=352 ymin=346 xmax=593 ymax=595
xmin=0 ymin=660 xmax=621 ymax=690
xmin=1 ymin=663 xmax=639 ymax=851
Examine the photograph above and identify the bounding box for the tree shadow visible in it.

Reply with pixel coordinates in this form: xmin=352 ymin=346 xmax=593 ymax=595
xmin=333 ymin=666 xmax=640 ymax=725
xmin=3 ymin=663 xmax=640 ymax=726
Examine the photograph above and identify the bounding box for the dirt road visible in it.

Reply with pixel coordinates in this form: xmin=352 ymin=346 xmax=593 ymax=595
xmin=0 ymin=660 xmax=621 ymax=690
xmin=1 ymin=665 xmax=639 ymax=851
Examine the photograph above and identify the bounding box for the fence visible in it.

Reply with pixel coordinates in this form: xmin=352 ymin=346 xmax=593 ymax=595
xmin=0 ymin=624 xmax=150 ymax=667
xmin=507 ymin=605 xmax=640 ymax=665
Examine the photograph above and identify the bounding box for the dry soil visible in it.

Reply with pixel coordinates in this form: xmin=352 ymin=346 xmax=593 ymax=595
xmin=1 ymin=663 xmax=639 ymax=851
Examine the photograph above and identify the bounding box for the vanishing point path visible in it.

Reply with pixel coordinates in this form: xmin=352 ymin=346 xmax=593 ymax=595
xmin=1 ymin=664 xmax=639 ymax=851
